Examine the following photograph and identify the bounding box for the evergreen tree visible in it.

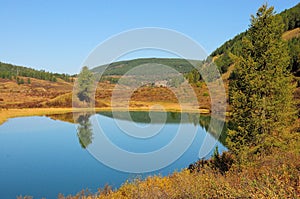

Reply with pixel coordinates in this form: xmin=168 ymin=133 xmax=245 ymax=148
xmin=227 ymin=5 xmax=296 ymax=159
xmin=76 ymin=66 xmax=95 ymax=105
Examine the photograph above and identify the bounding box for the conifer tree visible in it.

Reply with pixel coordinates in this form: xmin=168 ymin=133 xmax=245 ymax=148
xmin=76 ymin=66 xmax=95 ymax=106
xmin=227 ymin=5 xmax=296 ymax=159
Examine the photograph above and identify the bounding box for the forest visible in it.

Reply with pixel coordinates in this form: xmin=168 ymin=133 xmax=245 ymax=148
xmin=211 ymin=3 xmax=300 ymax=75
xmin=0 ymin=62 xmax=73 ymax=83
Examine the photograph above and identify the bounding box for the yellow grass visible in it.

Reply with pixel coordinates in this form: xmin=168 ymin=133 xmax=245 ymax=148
xmin=0 ymin=108 xmax=74 ymax=125
xmin=282 ymin=27 xmax=300 ymax=40
xmin=0 ymin=105 xmax=211 ymax=125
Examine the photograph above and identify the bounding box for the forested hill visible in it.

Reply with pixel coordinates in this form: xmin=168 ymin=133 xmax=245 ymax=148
xmin=0 ymin=62 xmax=73 ymax=83
xmin=91 ymin=58 xmax=203 ymax=76
xmin=211 ymin=3 xmax=300 ymax=76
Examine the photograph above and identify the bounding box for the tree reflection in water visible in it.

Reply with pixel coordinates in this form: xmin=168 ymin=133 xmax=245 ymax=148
xmin=76 ymin=113 xmax=93 ymax=149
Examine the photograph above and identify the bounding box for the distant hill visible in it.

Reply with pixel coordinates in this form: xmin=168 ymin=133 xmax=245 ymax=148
xmin=0 ymin=62 xmax=73 ymax=83
xmin=91 ymin=58 xmax=203 ymax=76
xmin=211 ymin=3 xmax=300 ymax=76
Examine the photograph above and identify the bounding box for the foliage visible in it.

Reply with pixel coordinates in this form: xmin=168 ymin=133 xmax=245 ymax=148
xmin=76 ymin=66 xmax=96 ymax=104
xmin=92 ymin=58 xmax=203 ymax=76
xmin=227 ymin=5 xmax=296 ymax=160
xmin=16 ymin=77 xmax=24 ymax=85
xmin=0 ymin=62 xmax=72 ymax=82
xmin=211 ymin=3 xmax=300 ymax=75
xmin=214 ymin=51 xmax=234 ymax=73
xmin=188 ymin=148 xmax=234 ymax=175
xmin=62 ymin=147 xmax=299 ymax=199
xmin=185 ymin=68 xmax=201 ymax=84
xmin=287 ymin=37 xmax=300 ymax=75
xmin=280 ymin=3 xmax=300 ymax=31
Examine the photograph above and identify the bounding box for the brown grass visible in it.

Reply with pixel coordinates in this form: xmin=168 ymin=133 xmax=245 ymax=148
xmin=58 ymin=147 xmax=300 ymax=199
xmin=282 ymin=27 xmax=300 ymax=40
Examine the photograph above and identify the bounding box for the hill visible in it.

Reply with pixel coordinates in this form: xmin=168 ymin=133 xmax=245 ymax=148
xmin=91 ymin=57 xmax=203 ymax=76
xmin=211 ymin=3 xmax=300 ymax=76
xmin=0 ymin=62 xmax=73 ymax=83
xmin=0 ymin=77 xmax=73 ymax=108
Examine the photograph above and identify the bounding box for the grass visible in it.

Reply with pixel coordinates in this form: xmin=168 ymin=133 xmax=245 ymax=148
xmin=58 ymin=147 xmax=300 ymax=199
xmin=282 ymin=27 xmax=300 ymax=40
xmin=0 ymin=108 xmax=75 ymax=125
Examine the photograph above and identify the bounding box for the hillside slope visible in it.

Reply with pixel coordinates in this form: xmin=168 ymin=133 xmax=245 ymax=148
xmin=211 ymin=3 xmax=300 ymax=76
xmin=0 ymin=77 xmax=73 ymax=108
xmin=92 ymin=58 xmax=203 ymax=76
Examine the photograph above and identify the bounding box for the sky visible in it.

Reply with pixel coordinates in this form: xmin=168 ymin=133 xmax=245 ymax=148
xmin=1 ymin=0 xmax=299 ymax=74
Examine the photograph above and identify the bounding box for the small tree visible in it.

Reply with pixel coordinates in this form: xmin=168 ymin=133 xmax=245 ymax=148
xmin=227 ymin=5 xmax=296 ymax=160
xmin=76 ymin=66 xmax=95 ymax=106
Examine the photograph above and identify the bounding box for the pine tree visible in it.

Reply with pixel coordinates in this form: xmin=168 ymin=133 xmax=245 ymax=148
xmin=227 ymin=5 xmax=296 ymax=159
xmin=76 ymin=66 xmax=95 ymax=106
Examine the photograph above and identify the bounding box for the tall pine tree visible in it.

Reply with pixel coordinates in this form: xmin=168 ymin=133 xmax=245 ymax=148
xmin=76 ymin=66 xmax=95 ymax=106
xmin=227 ymin=5 xmax=296 ymax=159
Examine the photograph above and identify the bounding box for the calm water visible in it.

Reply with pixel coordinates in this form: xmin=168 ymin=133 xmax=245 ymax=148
xmin=0 ymin=111 xmax=227 ymax=198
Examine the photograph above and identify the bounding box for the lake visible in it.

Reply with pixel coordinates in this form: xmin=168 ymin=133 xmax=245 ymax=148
xmin=0 ymin=111 xmax=227 ymax=198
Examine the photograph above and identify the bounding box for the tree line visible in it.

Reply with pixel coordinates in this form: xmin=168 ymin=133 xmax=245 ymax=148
xmin=211 ymin=3 xmax=300 ymax=75
xmin=0 ymin=62 xmax=73 ymax=83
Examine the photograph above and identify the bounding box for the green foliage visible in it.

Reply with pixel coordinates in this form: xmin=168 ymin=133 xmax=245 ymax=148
xmin=287 ymin=37 xmax=300 ymax=76
xmin=185 ymin=68 xmax=201 ymax=84
xmin=280 ymin=3 xmax=300 ymax=31
xmin=202 ymin=92 xmax=209 ymax=96
xmin=211 ymin=32 xmax=246 ymax=57
xmin=76 ymin=66 xmax=95 ymax=104
xmin=16 ymin=77 xmax=24 ymax=85
xmin=227 ymin=5 xmax=296 ymax=160
xmin=211 ymin=3 xmax=300 ymax=75
xmin=214 ymin=51 xmax=234 ymax=73
xmin=0 ymin=62 xmax=72 ymax=82
xmin=188 ymin=147 xmax=234 ymax=175
xmin=92 ymin=58 xmax=203 ymax=76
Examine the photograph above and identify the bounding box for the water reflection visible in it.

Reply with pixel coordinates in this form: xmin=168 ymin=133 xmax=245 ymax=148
xmin=97 ymin=111 xmax=227 ymax=146
xmin=76 ymin=113 xmax=93 ymax=149
xmin=47 ymin=111 xmax=227 ymax=147
xmin=0 ymin=112 xmax=227 ymax=198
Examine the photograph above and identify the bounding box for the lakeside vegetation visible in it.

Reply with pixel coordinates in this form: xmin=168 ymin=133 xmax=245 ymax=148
xmin=53 ymin=4 xmax=299 ymax=199
xmin=1 ymin=3 xmax=300 ymax=199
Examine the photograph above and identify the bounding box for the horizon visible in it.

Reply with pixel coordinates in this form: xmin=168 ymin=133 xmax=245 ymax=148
xmin=1 ymin=1 xmax=299 ymax=74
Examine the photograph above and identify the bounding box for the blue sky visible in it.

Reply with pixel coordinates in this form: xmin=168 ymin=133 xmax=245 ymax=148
xmin=1 ymin=0 xmax=299 ymax=74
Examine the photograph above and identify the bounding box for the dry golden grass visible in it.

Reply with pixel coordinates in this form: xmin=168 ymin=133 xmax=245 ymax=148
xmin=0 ymin=108 xmax=75 ymax=125
xmin=60 ymin=147 xmax=300 ymax=199
xmin=282 ymin=27 xmax=300 ymax=40
xmin=0 ymin=77 xmax=73 ymax=108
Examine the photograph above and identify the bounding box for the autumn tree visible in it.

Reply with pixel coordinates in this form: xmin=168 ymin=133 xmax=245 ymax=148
xmin=227 ymin=5 xmax=296 ymax=160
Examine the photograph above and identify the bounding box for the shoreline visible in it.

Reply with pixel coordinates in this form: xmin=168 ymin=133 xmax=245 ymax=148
xmin=0 ymin=106 xmax=212 ymax=125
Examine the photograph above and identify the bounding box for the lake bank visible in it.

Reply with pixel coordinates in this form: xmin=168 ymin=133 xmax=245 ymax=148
xmin=0 ymin=106 xmax=212 ymax=125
